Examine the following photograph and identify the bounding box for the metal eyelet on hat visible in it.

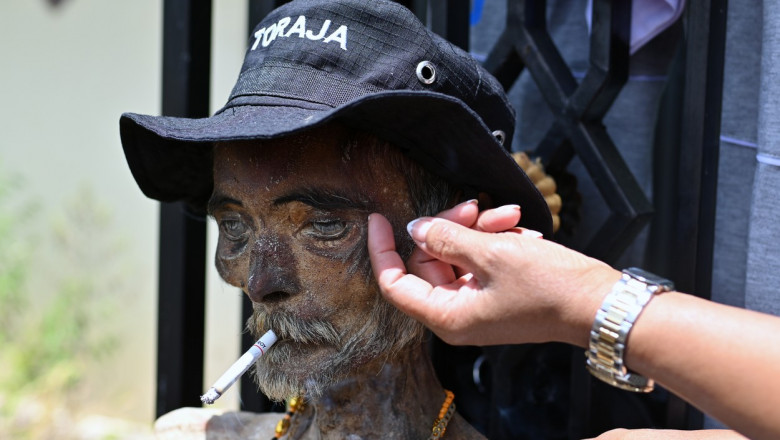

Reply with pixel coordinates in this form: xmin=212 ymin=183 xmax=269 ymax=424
xmin=492 ymin=130 xmax=506 ymax=146
xmin=416 ymin=61 xmax=437 ymax=85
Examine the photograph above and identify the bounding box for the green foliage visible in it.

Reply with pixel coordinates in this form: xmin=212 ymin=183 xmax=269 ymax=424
xmin=0 ymin=171 xmax=126 ymax=439
xmin=0 ymin=175 xmax=35 ymax=345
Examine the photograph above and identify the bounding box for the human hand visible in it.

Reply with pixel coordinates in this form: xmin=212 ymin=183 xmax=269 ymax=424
xmin=367 ymin=203 xmax=620 ymax=347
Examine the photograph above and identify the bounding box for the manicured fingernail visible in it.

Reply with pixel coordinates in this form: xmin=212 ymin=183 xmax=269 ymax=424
xmin=459 ymin=199 xmax=478 ymax=207
xmin=522 ymin=229 xmax=543 ymax=238
xmin=496 ymin=204 xmax=521 ymax=214
xmin=406 ymin=217 xmax=433 ymax=241
xmin=406 ymin=218 xmax=417 ymax=237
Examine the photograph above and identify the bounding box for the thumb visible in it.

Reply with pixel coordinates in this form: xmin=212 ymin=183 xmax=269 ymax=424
xmin=407 ymin=217 xmax=489 ymax=276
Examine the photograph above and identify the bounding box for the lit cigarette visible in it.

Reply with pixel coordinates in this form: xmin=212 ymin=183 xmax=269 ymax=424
xmin=200 ymin=329 xmax=277 ymax=405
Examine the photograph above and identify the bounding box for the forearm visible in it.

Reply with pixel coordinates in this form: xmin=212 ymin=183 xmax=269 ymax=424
xmin=624 ymin=292 xmax=780 ymax=439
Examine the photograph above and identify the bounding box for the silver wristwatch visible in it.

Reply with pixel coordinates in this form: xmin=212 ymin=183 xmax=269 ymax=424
xmin=585 ymin=267 xmax=674 ymax=392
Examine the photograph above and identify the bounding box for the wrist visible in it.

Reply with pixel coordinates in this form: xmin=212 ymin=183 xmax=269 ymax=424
xmin=558 ymin=265 xmax=621 ymax=348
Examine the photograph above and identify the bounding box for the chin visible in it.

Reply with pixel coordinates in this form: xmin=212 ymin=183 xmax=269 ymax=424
xmin=252 ymin=340 xmax=358 ymax=400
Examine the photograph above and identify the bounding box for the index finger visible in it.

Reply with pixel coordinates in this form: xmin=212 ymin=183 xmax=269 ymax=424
xmin=367 ymin=214 xmax=439 ymax=318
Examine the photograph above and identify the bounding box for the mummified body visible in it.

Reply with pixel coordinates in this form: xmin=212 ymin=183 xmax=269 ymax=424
xmin=154 ymin=125 xmax=485 ymax=439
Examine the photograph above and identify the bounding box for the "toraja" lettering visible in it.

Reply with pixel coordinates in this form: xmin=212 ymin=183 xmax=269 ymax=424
xmin=252 ymin=15 xmax=348 ymax=51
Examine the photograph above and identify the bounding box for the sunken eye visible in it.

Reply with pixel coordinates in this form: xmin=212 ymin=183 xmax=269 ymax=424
xmin=219 ymin=218 xmax=250 ymax=241
xmin=310 ymin=219 xmax=348 ymax=239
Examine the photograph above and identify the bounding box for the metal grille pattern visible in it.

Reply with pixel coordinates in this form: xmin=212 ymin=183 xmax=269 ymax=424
xmin=484 ymin=0 xmax=651 ymax=263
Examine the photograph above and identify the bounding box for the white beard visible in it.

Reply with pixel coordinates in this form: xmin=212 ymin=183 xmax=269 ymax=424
xmin=248 ymin=295 xmax=424 ymax=401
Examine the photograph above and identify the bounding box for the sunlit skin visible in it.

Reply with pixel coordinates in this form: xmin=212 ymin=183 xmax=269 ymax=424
xmin=203 ymin=124 xmax=485 ymax=439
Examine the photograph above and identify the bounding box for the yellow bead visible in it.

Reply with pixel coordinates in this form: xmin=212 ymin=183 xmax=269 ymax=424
xmin=275 ymin=416 xmax=291 ymax=435
xmin=289 ymin=396 xmax=303 ymax=412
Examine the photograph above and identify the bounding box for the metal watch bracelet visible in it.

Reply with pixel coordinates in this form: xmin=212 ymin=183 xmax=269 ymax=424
xmin=585 ymin=267 xmax=674 ymax=392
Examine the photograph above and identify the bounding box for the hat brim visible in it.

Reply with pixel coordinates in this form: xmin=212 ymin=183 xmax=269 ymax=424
xmin=120 ymin=90 xmax=553 ymax=237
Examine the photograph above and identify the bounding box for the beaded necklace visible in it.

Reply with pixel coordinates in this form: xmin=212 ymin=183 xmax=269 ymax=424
xmin=272 ymin=390 xmax=456 ymax=439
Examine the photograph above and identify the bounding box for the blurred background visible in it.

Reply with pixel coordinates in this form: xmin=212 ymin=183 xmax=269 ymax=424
xmin=0 ymin=1 xmax=250 ymax=438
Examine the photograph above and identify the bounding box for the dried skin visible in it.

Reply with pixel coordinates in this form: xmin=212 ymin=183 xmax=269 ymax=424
xmin=202 ymin=125 xmax=484 ymax=438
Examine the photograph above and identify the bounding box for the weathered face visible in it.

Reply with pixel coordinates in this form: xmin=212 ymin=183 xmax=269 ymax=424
xmin=209 ymin=125 xmax=423 ymax=400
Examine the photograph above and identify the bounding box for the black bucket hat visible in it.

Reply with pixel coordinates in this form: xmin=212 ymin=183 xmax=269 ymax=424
xmin=119 ymin=0 xmax=553 ymax=237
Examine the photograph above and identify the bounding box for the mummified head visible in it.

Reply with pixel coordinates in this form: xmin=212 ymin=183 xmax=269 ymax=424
xmin=208 ymin=123 xmax=457 ymax=400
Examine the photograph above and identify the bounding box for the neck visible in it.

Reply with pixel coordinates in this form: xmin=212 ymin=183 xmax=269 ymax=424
xmin=293 ymin=341 xmax=446 ymax=439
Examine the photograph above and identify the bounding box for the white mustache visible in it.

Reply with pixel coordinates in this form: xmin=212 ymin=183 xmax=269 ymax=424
xmin=250 ymin=309 xmax=341 ymax=346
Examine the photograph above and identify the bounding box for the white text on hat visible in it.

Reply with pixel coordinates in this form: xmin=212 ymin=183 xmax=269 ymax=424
xmin=252 ymin=16 xmax=348 ymax=51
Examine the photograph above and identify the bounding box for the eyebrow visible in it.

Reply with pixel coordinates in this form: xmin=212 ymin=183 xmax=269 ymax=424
xmin=207 ymin=193 xmax=243 ymax=215
xmin=273 ymin=187 xmax=372 ymax=211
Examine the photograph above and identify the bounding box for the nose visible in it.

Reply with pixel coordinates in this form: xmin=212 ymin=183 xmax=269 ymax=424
xmin=246 ymin=234 xmax=299 ymax=303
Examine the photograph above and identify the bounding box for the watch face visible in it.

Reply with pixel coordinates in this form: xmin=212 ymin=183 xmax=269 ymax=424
xmin=623 ymin=267 xmax=675 ymax=290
